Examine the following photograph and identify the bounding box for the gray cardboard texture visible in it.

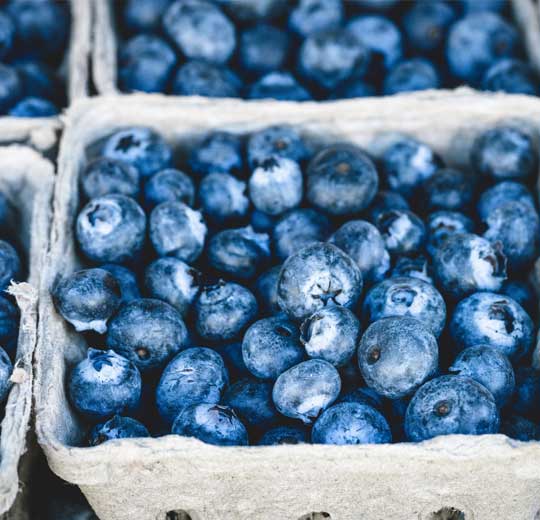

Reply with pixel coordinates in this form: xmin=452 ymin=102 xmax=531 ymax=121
xmin=35 ymin=91 xmax=540 ymax=520
xmin=0 ymin=146 xmax=54 ymax=517
xmin=93 ymin=0 xmax=540 ymax=97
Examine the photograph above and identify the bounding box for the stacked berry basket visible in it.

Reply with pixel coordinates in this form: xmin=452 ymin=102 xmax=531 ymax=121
xmin=35 ymin=92 xmax=540 ymax=520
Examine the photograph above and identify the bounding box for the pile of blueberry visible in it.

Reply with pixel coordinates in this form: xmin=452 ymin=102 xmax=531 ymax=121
xmin=117 ymin=0 xmax=537 ymax=101
xmin=0 ymin=0 xmax=70 ymax=118
xmin=55 ymin=122 xmax=540 ymax=447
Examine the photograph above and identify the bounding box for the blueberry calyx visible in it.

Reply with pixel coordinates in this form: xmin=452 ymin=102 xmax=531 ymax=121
xmin=367 ymin=348 xmax=381 ymax=365
xmin=489 ymin=301 xmax=515 ymax=334
xmin=434 ymin=400 xmax=450 ymax=417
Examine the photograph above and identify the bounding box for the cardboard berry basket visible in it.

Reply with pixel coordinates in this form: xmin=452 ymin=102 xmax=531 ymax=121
xmin=0 ymin=146 xmax=54 ymax=518
xmin=35 ymin=91 xmax=540 ymax=520
xmin=93 ymin=0 xmax=540 ymax=98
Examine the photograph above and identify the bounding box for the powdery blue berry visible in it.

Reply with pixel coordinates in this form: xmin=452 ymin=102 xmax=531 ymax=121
xmin=172 ymin=60 xmax=240 ymax=98
xmin=88 ymin=415 xmax=149 ymax=446
xmin=81 ymin=158 xmax=140 ymax=201
xmin=258 ymin=425 xmax=309 ymax=445
xmin=289 ymin=0 xmax=343 ymax=38
xmin=189 ymin=131 xmax=243 ymax=177
xmin=198 ymin=173 xmax=249 ymax=223
xmin=144 ymin=169 xmax=195 ymax=210
xmin=248 ymin=72 xmax=312 ymax=102
xmin=477 ymin=181 xmax=535 ymax=222
xmin=100 ymin=264 xmax=141 ymax=303
xmin=383 ymin=58 xmax=440 ymax=96
xmin=376 ymin=209 xmax=425 ymax=256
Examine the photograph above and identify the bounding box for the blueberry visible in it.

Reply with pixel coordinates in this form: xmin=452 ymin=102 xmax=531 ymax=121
xmin=81 ymin=158 xmax=140 ymax=201
xmin=76 ymin=195 xmax=146 ymax=264
xmin=482 ymin=59 xmax=538 ymax=96
xmin=194 ymin=281 xmax=258 ymax=342
xmin=164 ymin=0 xmax=235 ymax=64
xmin=363 ymin=277 xmax=446 ymax=338
xmin=382 ymin=137 xmax=443 ymax=197
xmin=405 ymin=375 xmax=500 ymax=442
xmin=172 ymin=403 xmax=248 ymax=446
xmin=156 ymin=347 xmax=228 ymax=425
xmin=367 ymin=190 xmax=410 ymax=223
xmin=301 ymin=306 xmax=360 ymax=367
xmin=391 ymin=254 xmax=433 ymax=285
xmin=0 ymin=296 xmax=19 ymax=358
xmin=358 ymin=316 xmax=438 ymax=399
xmin=471 ymin=126 xmax=537 ymax=182
xmin=481 ymin=181 xmax=535 ymax=220
xmin=352 ymin=0 xmax=398 ymax=9
xmin=106 ymin=298 xmax=188 ymax=372
xmin=306 ymin=144 xmax=379 ymax=215
xmin=172 ymin=60 xmax=240 ymax=98
xmin=383 ymin=58 xmax=440 ymax=96
xmin=222 ymin=378 xmax=279 ymax=434
xmin=213 ymin=341 xmax=249 ymax=380
xmin=254 ymin=266 xmax=281 ymax=316
xmin=500 ymin=280 xmax=535 ymax=316
xmin=144 ymin=257 xmax=199 ymax=317
xmin=150 ymin=201 xmax=207 ymax=263
xmin=7 ymin=0 xmax=70 ymax=59
xmin=433 ymin=233 xmax=507 ymax=298
xmin=403 ymin=2 xmax=456 ymax=53
xmin=100 ymin=264 xmax=140 ymax=303
xmin=272 ymin=359 xmax=341 ymax=424
xmin=422 ymin=168 xmax=475 ymax=212
xmin=189 ymin=132 xmax=243 ymax=177
xmin=0 ymin=10 xmax=14 ymax=61
xmin=449 ymin=292 xmax=534 ymax=361
xmin=449 ymin=345 xmax=515 ymax=408
xmin=299 ymin=29 xmax=367 ymax=91
xmin=512 ymin=368 xmax=540 ymax=422
xmin=207 ymin=226 xmax=270 ymax=279
xmin=273 ymin=209 xmax=330 ymax=261
xmin=289 ymin=0 xmax=343 ymax=38
xmin=0 ymin=64 xmax=22 ymax=113
xmin=329 ymin=78 xmax=376 ymax=99
xmin=199 ymin=173 xmax=249 ymax=224
xmin=250 ymin=209 xmax=276 ymax=233
xmin=52 ymin=268 xmax=121 ymax=334
xmin=0 ymin=347 xmax=12 ymax=403
xmin=347 ymin=15 xmax=402 ymax=71
xmin=249 ymin=157 xmax=303 ymax=216
xmin=258 ymin=424 xmax=309 ymax=445
xmin=312 ymin=402 xmax=392 ymax=445
xmin=426 ymin=210 xmax=474 ymax=255
xmin=14 ymin=60 xmax=56 ymax=101
xmin=0 ymin=240 xmax=21 ymax=290
xmin=68 ymin=349 xmax=142 ymax=419
xmin=501 ymin=414 xmax=539 ymax=441
xmin=483 ymin=201 xmax=539 ymax=270
xmin=329 ymin=220 xmax=390 ymax=283
xmin=277 ymin=242 xmax=363 ymax=322
xmin=240 ymin=24 xmax=289 ymax=74
xmin=376 ymin=209 xmax=425 ymax=256
xmin=8 ymin=96 xmax=57 ymax=117
xmin=102 ymin=127 xmax=172 ymax=178
xmin=340 ymin=386 xmax=386 ymax=412
xmin=247 ymin=125 xmax=309 ymax=169
xmin=123 ymin=0 xmax=173 ymax=34
xmin=218 ymin=0 xmax=286 ymax=23
xmin=88 ymin=415 xmax=149 ymax=446
xmin=144 ymin=169 xmax=195 ymax=210
xmin=248 ymin=72 xmax=312 ymax=102
xmin=242 ymin=315 xmax=304 ymax=379
xmin=118 ymin=34 xmax=177 ymax=93
xmin=446 ymin=12 xmax=519 ymax=84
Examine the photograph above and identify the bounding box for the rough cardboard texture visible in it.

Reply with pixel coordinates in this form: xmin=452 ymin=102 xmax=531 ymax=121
xmin=0 ymin=147 xmax=54 ymax=516
xmin=93 ymin=0 xmax=540 ymax=98
xmin=35 ymin=91 xmax=540 ymax=520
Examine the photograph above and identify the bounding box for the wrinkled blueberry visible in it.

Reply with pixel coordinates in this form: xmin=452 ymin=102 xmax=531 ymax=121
xmin=68 ymin=349 xmax=142 ymax=419
xmin=194 ymin=281 xmax=258 ymax=342
xmin=277 ymin=242 xmax=363 ymax=322
xmin=405 ymin=375 xmax=499 ymax=441
xmin=172 ymin=403 xmax=248 ymax=446
xmin=301 ymin=306 xmax=360 ymax=367
xmin=150 ymin=201 xmax=207 ymax=263
xmin=88 ymin=415 xmax=149 ymax=446
xmin=307 ymin=144 xmax=379 ymax=215
xmin=242 ymin=315 xmax=304 ymax=379
xmin=81 ymin=158 xmax=140 ymax=201
xmin=144 ymin=169 xmax=195 ymax=210
xmin=76 ymin=195 xmax=146 ymax=264
xmin=272 ymin=359 xmax=341 ymax=424
xmin=449 ymin=292 xmax=534 ymax=361
xmin=52 ymin=268 xmax=121 ymax=334
xmin=199 ymin=172 xmax=249 ymax=224
xmin=449 ymin=345 xmax=515 ymax=407
xmin=106 ymin=298 xmax=188 ymax=372
xmin=376 ymin=209 xmax=425 ymax=256
xmin=358 ymin=316 xmax=438 ymax=399
xmin=312 ymin=402 xmax=392 ymax=445
xmin=145 ymin=257 xmax=199 ymax=317
xmin=156 ymin=347 xmax=228 ymax=424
